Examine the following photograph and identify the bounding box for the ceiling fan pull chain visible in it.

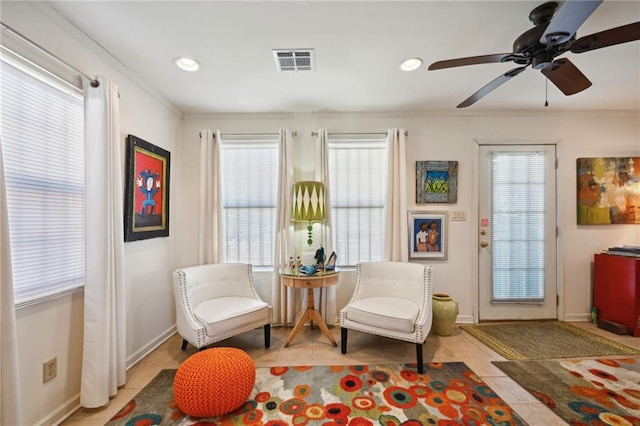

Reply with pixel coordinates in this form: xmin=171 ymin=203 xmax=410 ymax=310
xmin=544 ymin=76 xmax=549 ymax=107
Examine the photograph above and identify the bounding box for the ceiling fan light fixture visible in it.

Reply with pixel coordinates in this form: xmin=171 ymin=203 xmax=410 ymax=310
xmin=174 ymin=57 xmax=200 ymax=72
xmin=400 ymin=57 xmax=423 ymax=71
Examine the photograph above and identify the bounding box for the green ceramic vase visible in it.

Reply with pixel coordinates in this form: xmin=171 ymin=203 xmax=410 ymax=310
xmin=432 ymin=293 xmax=458 ymax=336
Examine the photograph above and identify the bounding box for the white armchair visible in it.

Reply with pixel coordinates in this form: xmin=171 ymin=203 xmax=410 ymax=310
xmin=173 ymin=263 xmax=272 ymax=350
xmin=339 ymin=261 xmax=433 ymax=373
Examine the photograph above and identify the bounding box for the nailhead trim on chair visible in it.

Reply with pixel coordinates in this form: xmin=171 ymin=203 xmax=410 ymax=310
xmin=175 ymin=264 xmax=273 ymax=349
xmin=175 ymin=270 xmax=209 ymax=348
xmin=340 ymin=262 xmax=433 ymax=373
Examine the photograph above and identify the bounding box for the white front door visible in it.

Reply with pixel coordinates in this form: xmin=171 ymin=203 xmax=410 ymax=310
xmin=478 ymin=144 xmax=557 ymax=320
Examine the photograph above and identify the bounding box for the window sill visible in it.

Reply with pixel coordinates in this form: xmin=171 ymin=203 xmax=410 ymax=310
xmin=15 ymin=286 xmax=84 ymax=310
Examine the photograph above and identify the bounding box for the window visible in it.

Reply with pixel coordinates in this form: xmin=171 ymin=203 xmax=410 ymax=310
xmin=219 ymin=135 xmax=279 ymax=267
xmin=328 ymin=134 xmax=387 ymax=266
xmin=1 ymin=57 xmax=85 ymax=307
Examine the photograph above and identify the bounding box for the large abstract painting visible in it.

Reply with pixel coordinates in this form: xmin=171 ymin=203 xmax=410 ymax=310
xmin=577 ymin=157 xmax=640 ymax=225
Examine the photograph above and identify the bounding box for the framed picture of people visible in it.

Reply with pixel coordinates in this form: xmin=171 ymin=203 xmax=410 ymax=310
xmin=408 ymin=211 xmax=448 ymax=259
xmin=124 ymin=134 xmax=171 ymax=242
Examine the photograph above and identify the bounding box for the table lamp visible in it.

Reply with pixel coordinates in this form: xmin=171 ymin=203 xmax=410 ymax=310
xmin=291 ymin=181 xmax=326 ymax=266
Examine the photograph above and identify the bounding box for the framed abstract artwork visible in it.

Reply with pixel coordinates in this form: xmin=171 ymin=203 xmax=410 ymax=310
xmin=124 ymin=135 xmax=171 ymax=241
xmin=416 ymin=161 xmax=458 ymax=203
xmin=408 ymin=211 xmax=448 ymax=260
xmin=577 ymin=157 xmax=640 ymax=225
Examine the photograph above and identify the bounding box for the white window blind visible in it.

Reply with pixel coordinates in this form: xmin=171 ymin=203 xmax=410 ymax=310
xmin=220 ymin=135 xmax=278 ymax=267
xmin=491 ymin=151 xmax=546 ymax=301
xmin=1 ymin=59 xmax=85 ymax=307
xmin=328 ymin=135 xmax=386 ymax=266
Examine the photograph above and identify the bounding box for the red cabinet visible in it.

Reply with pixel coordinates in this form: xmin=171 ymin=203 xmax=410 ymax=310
xmin=593 ymin=253 xmax=640 ymax=336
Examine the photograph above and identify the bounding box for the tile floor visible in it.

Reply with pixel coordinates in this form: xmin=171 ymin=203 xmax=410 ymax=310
xmin=61 ymin=322 xmax=640 ymax=425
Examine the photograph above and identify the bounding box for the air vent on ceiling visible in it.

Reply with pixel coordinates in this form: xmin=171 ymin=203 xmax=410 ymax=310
xmin=272 ymin=49 xmax=315 ymax=72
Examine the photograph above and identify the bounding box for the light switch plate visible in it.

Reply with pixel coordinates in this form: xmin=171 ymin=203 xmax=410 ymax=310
xmin=451 ymin=210 xmax=466 ymax=221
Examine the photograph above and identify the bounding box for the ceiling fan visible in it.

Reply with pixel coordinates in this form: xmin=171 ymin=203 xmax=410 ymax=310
xmin=428 ymin=0 xmax=640 ymax=108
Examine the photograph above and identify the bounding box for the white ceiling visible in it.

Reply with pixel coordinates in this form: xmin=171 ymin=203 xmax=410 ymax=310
xmin=43 ymin=1 xmax=640 ymax=114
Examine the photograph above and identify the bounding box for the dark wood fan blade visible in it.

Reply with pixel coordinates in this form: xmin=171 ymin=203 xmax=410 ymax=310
xmin=457 ymin=66 xmax=528 ymax=108
xmin=541 ymin=58 xmax=592 ymax=95
xmin=540 ymin=0 xmax=602 ymax=45
xmin=428 ymin=53 xmax=525 ymax=70
xmin=571 ymin=22 xmax=640 ymax=53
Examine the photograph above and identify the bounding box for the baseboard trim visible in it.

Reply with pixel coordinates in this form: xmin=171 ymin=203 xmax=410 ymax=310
xmin=44 ymin=326 xmax=178 ymax=425
xmin=455 ymin=315 xmax=474 ymax=324
xmin=38 ymin=393 xmax=80 ymax=426
xmin=127 ymin=325 xmax=177 ymax=369
xmin=563 ymin=313 xmax=591 ymax=322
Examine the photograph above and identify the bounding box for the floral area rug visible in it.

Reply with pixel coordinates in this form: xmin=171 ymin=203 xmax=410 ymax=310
xmin=493 ymin=357 xmax=640 ymax=425
xmin=106 ymin=362 xmax=526 ymax=425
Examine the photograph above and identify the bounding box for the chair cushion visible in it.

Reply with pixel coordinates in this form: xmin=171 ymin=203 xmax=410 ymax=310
xmin=346 ymin=297 xmax=419 ymax=333
xmin=194 ymin=296 xmax=270 ymax=337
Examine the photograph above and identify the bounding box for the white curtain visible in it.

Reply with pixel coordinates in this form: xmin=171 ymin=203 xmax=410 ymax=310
xmin=314 ymin=129 xmax=337 ymax=324
xmin=81 ymin=76 xmax=126 ymax=407
xmin=383 ymin=129 xmax=408 ymax=262
xmin=271 ymin=129 xmax=297 ymax=325
xmin=199 ymin=129 xmax=223 ymax=264
xmin=0 ymin=144 xmax=22 ymax=425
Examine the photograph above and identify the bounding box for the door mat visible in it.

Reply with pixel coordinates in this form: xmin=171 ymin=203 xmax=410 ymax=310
xmin=461 ymin=321 xmax=640 ymax=360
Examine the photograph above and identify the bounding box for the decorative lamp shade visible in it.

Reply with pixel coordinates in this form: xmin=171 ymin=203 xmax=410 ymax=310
xmin=292 ymin=181 xmax=326 ymax=222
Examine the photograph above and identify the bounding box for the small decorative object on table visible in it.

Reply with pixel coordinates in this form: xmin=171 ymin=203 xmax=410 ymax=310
xmin=299 ymin=265 xmax=317 ymax=276
xmin=315 ymin=245 xmax=326 ymax=269
xmin=325 ymin=251 xmax=337 ymax=271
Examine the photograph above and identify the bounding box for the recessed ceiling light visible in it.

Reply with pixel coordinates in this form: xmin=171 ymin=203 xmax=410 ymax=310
xmin=400 ymin=57 xmax=423 ymax=71
xmin=174 ymin=57 xmax=200 ymax=72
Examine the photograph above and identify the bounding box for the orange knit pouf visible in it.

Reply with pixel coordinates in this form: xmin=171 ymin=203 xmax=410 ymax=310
xmin=173 ymin=347 xmax=256 ymax=417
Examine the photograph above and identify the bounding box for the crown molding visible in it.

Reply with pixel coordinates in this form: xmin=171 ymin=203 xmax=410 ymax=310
xmin=31 ymin=2 xmax=182 ymax=117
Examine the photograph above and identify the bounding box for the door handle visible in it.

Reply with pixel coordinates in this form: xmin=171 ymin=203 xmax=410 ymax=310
xmin=480 ymin=241 xmax=489 ymax=248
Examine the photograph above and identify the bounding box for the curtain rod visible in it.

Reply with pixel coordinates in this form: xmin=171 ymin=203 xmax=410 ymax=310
xmin=310 ymin=131 xmax=408 ymax=137
xmin=199 ymin=131 xmax=298 ymax=138
xmin=0 ymin=22 xmax=99 ymax=87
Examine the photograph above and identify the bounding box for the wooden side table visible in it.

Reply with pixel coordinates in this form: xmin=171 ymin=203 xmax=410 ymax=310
xmin=280 ymin=270 xmax=340 ymax=347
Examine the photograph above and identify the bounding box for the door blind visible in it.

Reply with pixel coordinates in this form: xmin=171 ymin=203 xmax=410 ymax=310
xmin=491 ymin=151 xmax=546 ymax=301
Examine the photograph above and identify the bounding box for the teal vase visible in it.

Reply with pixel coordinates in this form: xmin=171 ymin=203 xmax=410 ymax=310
xmin=432 ymin=293 xmax=458 ymax=336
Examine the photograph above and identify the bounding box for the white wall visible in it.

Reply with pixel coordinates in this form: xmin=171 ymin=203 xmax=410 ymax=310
xmin=2 ymin=3 xmax=182 ymax=425
xmin=181 ymin=111 xmax=640 ymax=324
xmin=3 ymin=3 xmax=639 ymax=425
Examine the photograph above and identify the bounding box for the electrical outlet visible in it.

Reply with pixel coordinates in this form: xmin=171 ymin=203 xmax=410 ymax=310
xmin=43 ymin=357 xmax=57 ymax=383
